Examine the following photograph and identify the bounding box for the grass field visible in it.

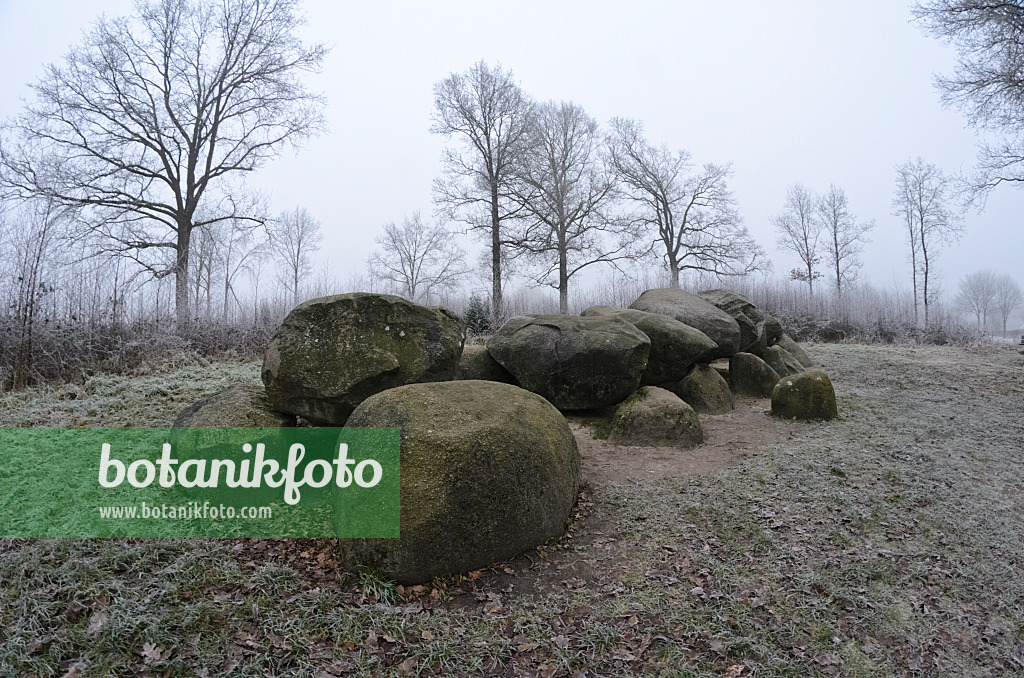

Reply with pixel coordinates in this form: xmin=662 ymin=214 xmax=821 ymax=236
xmin=1 ymin=343 xmax=1023 ymax=677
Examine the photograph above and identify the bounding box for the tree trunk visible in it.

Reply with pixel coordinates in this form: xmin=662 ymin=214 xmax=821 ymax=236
xmin=558 ymin=236 xmax=569 ymax=314
xmin=490 ymin=178 xmax=504 ymax=319
xmin=174 ymin=220 xmax=192 ymax=335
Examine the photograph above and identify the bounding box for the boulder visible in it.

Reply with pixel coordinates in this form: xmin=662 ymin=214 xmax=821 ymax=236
xmin=697 ymin=289 xmax=759 ymax=350
xmin=663 ymin=364 xmax=734 ymax=414
xmin=262 ymin=293 xmax=466 ymax=425
xmin=486 ymin=314 xmax=650 ymax=410
xmin=754 ymin=345 xmax=804 ymax=378
xmin=777 ymin=333 xmax=814 ymax=368
xmin=580 ymin=305 xmax=718 ymax=383
xmin=339 ymin=380 xmax=581 ymax=584
xmin=729 ymin=352 xmax=780 ymax=398
xmin=607 ymin=387 xmax=704 ymax=448
xmin=629 ymin=288 xmax=741 ymax=359
xmin=171 ymin=384 xmax=296 ymax=507
xmin=698 ymin=289 xmax=782 ymax=352
xmin=771 ymin=371 xmax=838 ymax=421
xmin=173 ymin=383 xmax=296 ymax=428
xmin=454 ymin=344 xmax=515 ymax=384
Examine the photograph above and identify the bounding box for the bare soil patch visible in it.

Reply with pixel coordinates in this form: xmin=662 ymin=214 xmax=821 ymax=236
xmin=572 ymin=396 xmax=787 ymax=484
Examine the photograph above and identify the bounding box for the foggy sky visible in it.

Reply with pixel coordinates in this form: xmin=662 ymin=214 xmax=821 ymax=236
xmin=0 ymin=1 xmax=1020 ymax=307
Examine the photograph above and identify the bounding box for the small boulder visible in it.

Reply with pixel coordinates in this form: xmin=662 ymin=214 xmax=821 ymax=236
xmin=776 ymin=333 xmax=814 ymax=368
xmin=581 ymin=305 xmax=718 ymax=383
xmin=771 ymin=371 xmax=838 ymax=421
xmin=629 ymin=288 xmax=741 ymax=359
xmin=173 ymin=383 xmax=296 ymax=428
xmin=663 ymin=364 xmax=734 ymax=414
xmin=607 ymin=386 xmax=704 ymax=448
xmin=454 ymin=344 xmax=515 ymax=383
xmin=339 ymin=380 xmax=581 ymax=584
xmin=486 ymin=314 xmax=650 ymax=410
xmin=754 ymin=345 xmax=804 ymax=378
xmin=262 ymin=293 xmax=466 ymax=425
xmin=729 ymin=352 xmax=780 ymax=398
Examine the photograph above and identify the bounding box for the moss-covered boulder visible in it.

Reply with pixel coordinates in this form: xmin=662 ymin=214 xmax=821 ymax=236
xmin=486 ymin=314 xmax=650 ymax=410
xmin=629 ymin=288 xmax=741 ymax=359
xmin=339 ymin=380 xmax=581 ymax=584
xmin=173 ymin=383 xmax=296 ymax=428
xmin=607 ymin=386 xmax=704 ymax=448
xmin=729 ymin=352 xmax=781 ymax=398
xmin=754 ymin=345 xmax=804 ymax=378
xmin=454 ymin=344 xmax=516 ymax=383
xmin=580 ymin=305 xmax=718 ymax=384
xmin=663 ymin=364 xmax=734 ymax=414
xmin=777 ymin=333 xmax=814 ymax=368
xmin=262 ymin=293 xmax=466 ymax=425
xmin=771 ymin=371 xmax=838 ymax=421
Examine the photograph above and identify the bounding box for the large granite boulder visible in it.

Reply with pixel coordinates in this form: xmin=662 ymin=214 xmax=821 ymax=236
xmin=698 ymin=289 xmax=782 ymax=352
xmin=776 ymin=333 xmax=814 ymax=368
xmin=262 ymin=293 xmax=466 ymax=425
xmin=663 ymin=364 xmax=735 ymax=414
xmin=771 ymin=371 xmax=838 ymax=421
xmin=339 ymin=380 xmax=582 ymax=584
xmin=754 ymin=345 xmax=804 ymax=378
xmin=580 ymin=306 xmax=718 ymax=384
xmin=729 ymin=352 xmax=781 ymax=398
xmin=629 ymin=288 xmax=741 ymax=359
xmin=454 ymin=344 xmax=516 ymax=384
xmin=486 ymin=314 xmax=650 ymax=410
xmin=607 ymin=386 xmax=704 ymax=448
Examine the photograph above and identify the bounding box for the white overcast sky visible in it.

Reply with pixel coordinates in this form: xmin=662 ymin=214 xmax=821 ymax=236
xmin=0 ymin=0 xmax=1020 ymax=302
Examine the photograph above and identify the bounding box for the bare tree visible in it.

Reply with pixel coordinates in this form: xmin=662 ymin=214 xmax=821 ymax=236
xmin=510 ymin=101 xmax=627 ymax=313
xmin=5 ymin=198 xmax=69 ymax=388
xmin=368 ymin=213 xmax=467 ymax=303
xmin=892 ymin=158 xmax=962 ymax=326
xmin=955 ymin=269 xmax=998 ymax=329
xmin=431 ymin=60 xmax=534 ymax=318
xmin=772 ymin=184 xmax=822 ymax=295
xmin=0 ymin=0 xmax=327 ymax=331
xmin=816 ymin=184 xmax=874 ymax=296
xmin=607 ymin=117 xmax=763 ymax=288
xmin=268 ymin=206 xmax=322 ymax=306
xmin=994 ymin=273 xmax=1023 ymax=334
xmin=913 ymin=2 xmax=1024 ymax=200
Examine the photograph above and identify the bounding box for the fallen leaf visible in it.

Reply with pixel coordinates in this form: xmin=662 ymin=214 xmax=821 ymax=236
xmin=396 ymin=656 xmax=418 ymax=675
xmin=141 ymin=642 xmax=163 ymax=664
xmin=87 ymin=611 xmax=107 ymax=635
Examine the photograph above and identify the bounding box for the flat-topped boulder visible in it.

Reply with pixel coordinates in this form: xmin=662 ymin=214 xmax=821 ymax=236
xmin=262 ymin=293 xmax=465 ymax=425
xmin=339 ymin=380 xmax=581 ymax=584
xmin=580 ymin=305 xmax=718 ymax=384
xmin=486 ymin=314 xmax=650 ymax=410
xmin=629 ymin=288 xmax=741 ymax=359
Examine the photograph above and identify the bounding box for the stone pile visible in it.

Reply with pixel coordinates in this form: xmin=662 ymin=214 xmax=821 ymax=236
xmin=174 ymin=288 xmax=836 ymax=583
